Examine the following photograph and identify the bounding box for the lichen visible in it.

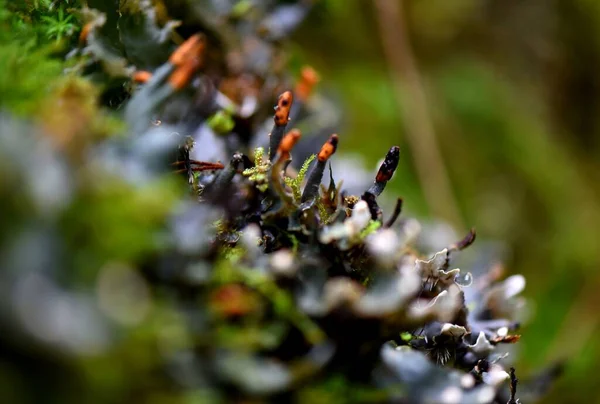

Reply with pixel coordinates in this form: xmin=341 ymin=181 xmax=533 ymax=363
xmin=0 ymin=2 xmax=558 ymax=403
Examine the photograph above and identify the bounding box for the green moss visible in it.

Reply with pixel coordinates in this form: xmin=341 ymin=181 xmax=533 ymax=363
xmin=212 ymin=255 xmax=325 ymax=345
xmin=58 ymin=176 xmax=181 ymax=283
xmin=297 ymin=374 xmax=400 ymax=404
xmin=0 ymin=41 xmax=63 ymax=115
xmin=243 ymin=147 xmax=271 ymax=192
xmin=360 ymin=220 xmax=381 ymax=239
xmin=0 ymin=0 xmax=86 ymax=116
xmin=284 ymin=153 xmax=316 ymax=202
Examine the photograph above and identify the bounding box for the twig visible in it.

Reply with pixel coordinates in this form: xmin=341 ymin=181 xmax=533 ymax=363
xmin=508 ymin=367 xmax=520 ymax=404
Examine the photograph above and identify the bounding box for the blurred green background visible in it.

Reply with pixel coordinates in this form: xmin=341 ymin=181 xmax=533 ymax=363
xmin=292 ymin=1 xmax=600 ymax=402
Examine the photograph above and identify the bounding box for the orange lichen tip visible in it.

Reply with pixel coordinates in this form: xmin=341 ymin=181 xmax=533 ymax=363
xmin=210 ymin=285 xmax=258 ymax=317
xmin=274 ymin=91 xmax=293 ymax=126
xmin=79 ymin=22 xmax=93 ymax=44
xmin=132 ymin=70 xmax=153 ymax=84
xmin=491 ymin=335 xmax=521 ymax=344
xmin=295 ymin=66 xmax=320 ymax=101
xmin=169 ymin=34 xmax=205 ymax=66
xmin=168 ymin=57 xmax=201 ymax=90
xmin=318 ymin=134 xmax=339 ymax=162
xmin=277 ymin=129 xmax=302 ymax=155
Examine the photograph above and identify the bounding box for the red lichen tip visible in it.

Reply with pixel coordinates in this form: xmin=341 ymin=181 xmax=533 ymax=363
xmin=274 ymin=91 xmax=293 ymax=126
xmin=169 ymin=34 xmax=205 ymax=66
xmin=318 ymin=134 xmax=339 ymax=162
xmin=295 ymin=66 xmax=320 ymax=101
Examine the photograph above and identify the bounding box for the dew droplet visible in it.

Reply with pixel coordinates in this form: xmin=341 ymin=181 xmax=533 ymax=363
xmin=455 ymin=271 xmax=473 ymax=287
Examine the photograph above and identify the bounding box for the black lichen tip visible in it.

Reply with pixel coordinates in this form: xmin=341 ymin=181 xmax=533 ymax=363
xmin=375 ymin=146 xmax=400 ymax=184
xmin=367 ymin=146 xmax=400 ymax=196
